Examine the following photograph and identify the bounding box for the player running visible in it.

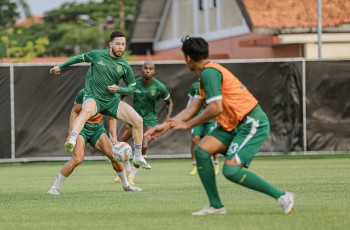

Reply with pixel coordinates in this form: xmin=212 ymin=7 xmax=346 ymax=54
xmin=48 ymin=89 xmax=141 ymax=195
xmin=50 ymin=30 xmax=151 ymax=169
xmin=146 ymin=36 xmax=294 ymax=215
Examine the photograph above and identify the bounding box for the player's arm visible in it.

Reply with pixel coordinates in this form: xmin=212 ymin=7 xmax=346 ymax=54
xmin=113 ymin=64 xmax=136 ymax=95
xmin=109 ymin=117 xmax=118 ymax=144
xmin=50 ymin=54 xmax=86 ymax=75
xmin=163 ymin=97 xmax=173 ymax=121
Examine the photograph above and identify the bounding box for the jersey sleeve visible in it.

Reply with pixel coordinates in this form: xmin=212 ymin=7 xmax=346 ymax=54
xmin=75 ymin=89 xmax=85 ymax=105
xmin=116 ymin=63 xmax=136 ymax=95
xmin=188 ymin=82 xmax=197 ymax=98
xmin=81 ymin=50 xmax=97 ymax=63
xmin=158 ymin=82 xmax=170 ymax=100
xmin=200 ymin=68 xmax=223 ymax=104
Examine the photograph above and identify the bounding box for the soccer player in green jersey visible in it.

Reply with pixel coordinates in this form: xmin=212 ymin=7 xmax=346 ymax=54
xmin=50 ymin=31 xmax=151 ymax=170
xmin=146 ymin=36 xmax=294 ymax=215
xmin=48 ymin=89 xmax=141 ymax=195
xmin=187 ymin=81 xmax=219 ymax=176
xmin=114 ymin=61 xmax=173 ymax=185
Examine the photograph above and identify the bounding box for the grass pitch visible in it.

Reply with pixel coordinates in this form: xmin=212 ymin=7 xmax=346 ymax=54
xmin=0 ymin=155 xmax=349 ymax=230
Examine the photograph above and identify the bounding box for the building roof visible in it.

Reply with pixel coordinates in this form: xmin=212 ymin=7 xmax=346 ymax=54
xmin=15 ymin=16 xmax=43 ymax=27
xmin=238 ymin=0 xmax=350 ymax=33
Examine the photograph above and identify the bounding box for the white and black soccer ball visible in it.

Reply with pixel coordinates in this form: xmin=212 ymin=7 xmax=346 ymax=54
xmin=112 ymin=142 xmax=132 ymax=162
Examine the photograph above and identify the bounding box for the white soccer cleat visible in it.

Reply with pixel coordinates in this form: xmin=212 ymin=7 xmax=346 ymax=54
xmin=278 ymin=192 xmax=295 ymax=214
xmin=133 ymin=155 xmax=152 ymax=169
xmin=48 ymin=187 xmax=60 ymax=195
xmin=191 ymin=204 xmax=227 ymax=216
xmin=123 ymin=185 xmax=142 ymax=192
xmin=64 ymin=140 xmax=76 ymax=153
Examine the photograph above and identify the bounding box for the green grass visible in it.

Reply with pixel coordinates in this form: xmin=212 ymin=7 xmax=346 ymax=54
xmin=0 ymin=155 xmax=350 ymax=230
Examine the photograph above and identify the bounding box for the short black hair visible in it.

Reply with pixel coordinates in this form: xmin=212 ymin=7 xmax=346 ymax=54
xmin=110 ymin=30 xmax=126 ymax=42
xmin=181 ymin=35 xmax=209 ymax=61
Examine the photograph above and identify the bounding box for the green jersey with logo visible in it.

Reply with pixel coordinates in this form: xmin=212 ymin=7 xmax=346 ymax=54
xmin=133 ymin=77 xmax=170 ymax=125
xmin=82 ymin=49 xmax=136 ymax=101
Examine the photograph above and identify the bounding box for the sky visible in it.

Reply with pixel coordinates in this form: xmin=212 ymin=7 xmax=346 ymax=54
xmin=17 ymin=0 xmax=102 ymax=21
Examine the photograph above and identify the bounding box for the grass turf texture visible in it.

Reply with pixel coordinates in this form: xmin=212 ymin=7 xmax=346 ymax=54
xmin=0 ymin=155 xmax=349 ymax=230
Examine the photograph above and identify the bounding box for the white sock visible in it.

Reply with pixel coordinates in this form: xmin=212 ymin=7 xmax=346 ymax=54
xmin=52 ymin=172 xmax=66 ymax=188
xmin=68 ymin=132 xmax=78 ymax=143
xmin=213 ymin=159 xmax=219 ymax=165
xmin=192 ymin=161 xmax=196 ymax=166
xmin=117 ymin=170 xmax=129 ymax=187
xmin=134 ymin=144 xmax=142 ymax=157
xmin=128 ymin=165 xmax=139 ymax=178
xmin=124 ymin=160 xmax=132 ymax=172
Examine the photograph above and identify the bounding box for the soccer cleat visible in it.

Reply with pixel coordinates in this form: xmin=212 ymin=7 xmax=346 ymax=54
xmin=133 ymin=155 xmax=152 ymax=169
xmin=191 ymin=205 xmax=227 ymax=216
xmin=48 ymin=187 xmax=60 ymax=195
xmin=189 ymin=166 xmax=197 ymax=176
xmin=114 ymin=171 xmax=130 ymax=183
xmin=278 ymin=192 xmax=295 ymax=214
xmin=214 ymin=164 xmax=220 ymax=175
xmin=128 ymin=177 xmax=135 ymax=186
xmin=64 ymin=140 xmax=75 ymax=153
xmin=123 ymin=185 xmax=142 ymax=192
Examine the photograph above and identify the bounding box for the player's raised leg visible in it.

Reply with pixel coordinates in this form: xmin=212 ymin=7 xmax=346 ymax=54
xmin=65 ymin=99 xmax=98 ymax=153
xmin=117 ymin=101 xmax=151 ymax=169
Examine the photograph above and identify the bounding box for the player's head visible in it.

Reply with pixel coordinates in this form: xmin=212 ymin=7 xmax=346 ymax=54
xmin=181 ymin=36 xmax=209 ymax=70
xmin=109 ymin=30 xmax=126 ymax=58
xmin=141 ymin=61 xmax=155 ymax=81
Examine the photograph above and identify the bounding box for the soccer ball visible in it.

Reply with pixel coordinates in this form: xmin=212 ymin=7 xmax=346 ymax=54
xmin=112 ymin=142 xmax=132 ymax=162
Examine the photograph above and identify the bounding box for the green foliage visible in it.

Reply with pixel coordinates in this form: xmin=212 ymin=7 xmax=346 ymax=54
xmin=0 ymin=0 xmax=20 ymax=27
xmin=1 ymin=156 xmax=350 ymax=230
xmin=0 ymin=0 xmax=139 ymax=59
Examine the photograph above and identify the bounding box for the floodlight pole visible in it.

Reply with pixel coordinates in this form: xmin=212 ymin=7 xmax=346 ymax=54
xmin=317 ymin=0 xmax=322 ymax=58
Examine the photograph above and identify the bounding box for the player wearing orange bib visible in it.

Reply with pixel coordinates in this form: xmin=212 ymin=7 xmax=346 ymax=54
xmin=146 ymin=36 xmax=294 ymax=215
xmin=48 ymin=89 xmax=141 ymax=195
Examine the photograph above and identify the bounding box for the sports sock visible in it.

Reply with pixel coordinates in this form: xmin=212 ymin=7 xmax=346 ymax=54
xmin=194 ymin=146 xmax=223 ymax=209
xmin=134 ymin=144 xmax=142 ymax=157
xmin=129 ymin=165 xmax=139 ymax=178
xmin=124 ymin=160 xmax=132 ymax=172
xmin=52 ymin=172 xmax=66 ymax=188
xmin=68 ymin=132 xmax=78 ymax=143
xmin=192 ymin=161 xmax=196 ymax=166
xmin=117 ymin=170 xmax=128 ymax=187
xmin=213 ymin=159 xmax=219 ymax=165
xmin=222 ymin=165 xmax=285 ymax=199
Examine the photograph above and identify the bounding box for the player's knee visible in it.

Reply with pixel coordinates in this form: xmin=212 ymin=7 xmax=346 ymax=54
xmin=194 ymin=146 xmax=211 ymax=160
xmin=222 ymin=164 xmax=242 ymax=182
xmin=71 ymin=155 xmax=84 ymax=166
xmin=133 ymin=115 xmax=143 ymax=129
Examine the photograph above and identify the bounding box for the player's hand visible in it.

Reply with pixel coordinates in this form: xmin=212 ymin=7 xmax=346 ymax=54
xmin=111 ymin=137 xmax=118 ymax=145
xmin=108 ymin=84 xmax=119 ymax=93
xmin=168 ymin=120 xmax=191 ymax=130
xmin=145 ymin=122 xmax=171 ymax=140
xmin=50 ymin=66 xmax=61 ymax=75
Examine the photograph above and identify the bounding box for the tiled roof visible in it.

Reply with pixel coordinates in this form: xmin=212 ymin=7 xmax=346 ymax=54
xmin=240 ymin=0 xmax=350 ymax=32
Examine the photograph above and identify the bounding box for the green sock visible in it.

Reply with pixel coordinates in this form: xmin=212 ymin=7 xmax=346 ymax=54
xmin=223 ymin=164 xmax=285 ymax=199
xmin=194 ymin=146 xmax=223 ymax=209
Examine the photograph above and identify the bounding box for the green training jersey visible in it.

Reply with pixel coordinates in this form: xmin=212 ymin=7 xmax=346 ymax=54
xmin=189 ymin=81 xmax=215 ymax=124
xmin=133 ymin=77 xmax=170 ymax=124
xmin=82 ymin=49 xmax=136 ymax=101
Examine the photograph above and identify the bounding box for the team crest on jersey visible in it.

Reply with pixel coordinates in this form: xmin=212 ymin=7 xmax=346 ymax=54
xmin=116 ymin=64 xmax=123 ymax=73
xmin=150 ymin=89 xmax=156 ymax=96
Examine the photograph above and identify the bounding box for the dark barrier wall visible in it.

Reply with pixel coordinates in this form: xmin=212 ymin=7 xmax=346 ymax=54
xmin=306 ymin=61 xmax=350 ymax=151
xmin=0 ymin=60 xmax=349 ymax=160
xmin=0 ymin=67 xmax=11 ymax=158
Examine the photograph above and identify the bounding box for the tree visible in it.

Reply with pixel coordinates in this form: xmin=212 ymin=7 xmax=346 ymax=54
xmin=0 ymin=0 xmax=20 ymax=27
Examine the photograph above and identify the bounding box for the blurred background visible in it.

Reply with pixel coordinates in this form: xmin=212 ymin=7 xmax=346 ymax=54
xmin=0 ymin=0 xmax=349 ymax=162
